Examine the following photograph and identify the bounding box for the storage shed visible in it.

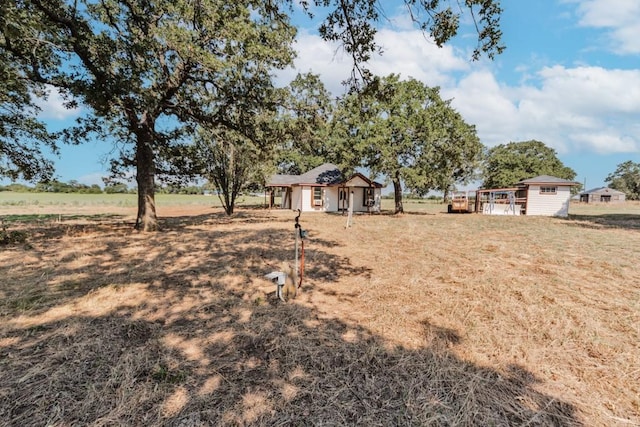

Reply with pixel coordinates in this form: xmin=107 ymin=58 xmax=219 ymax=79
xmin=477 ymin=175 xmax=580 ymax=217
xmin=517 ymin=175 xmax=580 ymax=217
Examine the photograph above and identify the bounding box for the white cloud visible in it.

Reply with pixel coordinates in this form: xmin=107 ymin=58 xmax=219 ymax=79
xmin=76 ymin=172 xmax=106 ymax=187
xmin=570 ymin=0 xmax=640 ymax=55
xmin=34 ymin=85 xmax=81 ymax=120
xmin=536 ymin=66 xmax=640 ymax=114
xmin=284 ymin=27 xmax=640 ymax=158
xmin=368 ymin=29 xmax=469 ymax=85
xmin=442 ymin=71 xmax=521 ymax=144
xmin=570 ymin=132 xmax=639 ymax=153
xmin=447 ymin=65 xmax=640 ymax=155
xmin=278 ymin=32 xmax=349 ymax=95
xmin=281 ymin=28 xmax=469 ymax=95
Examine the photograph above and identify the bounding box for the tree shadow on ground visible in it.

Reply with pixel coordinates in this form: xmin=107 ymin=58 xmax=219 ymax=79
xmin=0 ymin=299 xmax=581 ymax=426
xmin=0 ymin=213 xmax=367 ymax=320
xmin=0 ymin=216 xmax=581 ymax=426
xmin=159 ymin=210 xmax=292 ymax=229
xmin=1 ymin=213 xmax=127 ymax=224
xmin=565 ymin=213 xmax=640 ymax=231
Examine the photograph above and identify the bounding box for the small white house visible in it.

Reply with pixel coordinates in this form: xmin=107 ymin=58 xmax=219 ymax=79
xmin=266 ymin=163 xmax=382 ymax=213
xmin=478 ymin=175 xmax=580 ymax=217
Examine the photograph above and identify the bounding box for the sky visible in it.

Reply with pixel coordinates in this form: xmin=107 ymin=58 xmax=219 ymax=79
xmin=25 ymin=0 xmax=640 ymax=191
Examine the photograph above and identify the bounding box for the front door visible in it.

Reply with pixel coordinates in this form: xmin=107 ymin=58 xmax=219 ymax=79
xmin=339 ymin=188 xmax=349 ymax=211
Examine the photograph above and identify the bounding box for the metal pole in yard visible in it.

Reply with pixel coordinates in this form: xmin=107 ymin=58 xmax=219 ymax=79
xmin=345 ymin=191 xmax=354 ymax=228
xmin=294 ymin=209 xmax=300 ymax=279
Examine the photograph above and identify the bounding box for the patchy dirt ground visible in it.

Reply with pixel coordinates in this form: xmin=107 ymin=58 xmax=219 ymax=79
xmin=1 ymin=203 xmax=639 ymax=426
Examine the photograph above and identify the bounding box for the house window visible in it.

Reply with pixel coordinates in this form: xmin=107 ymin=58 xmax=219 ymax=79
xmin=540 ymin=186 xmax=557 ymax=194
xmin=312 ymin=187 xmax=323 ymax=207
xmin=363 ymin=188 xmax=375 ymax=207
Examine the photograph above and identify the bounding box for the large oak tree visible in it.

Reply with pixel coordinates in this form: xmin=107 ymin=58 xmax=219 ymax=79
xmin=1 ymin=0 xmax=296 ymax=231
xmin=275 ymin=73 xmax=335 ymax=175
xmin=333 ymin=74 xmax=482 ymax=213
xmin=0 ymin=13 xmax=57 ymax=183
xmin=195 ymin=85 xmax=286 ymax=215
xmin=1 ymin=0 xmax=503 ymax=230
xmin=482 ymin=140 xmax=577 ymax=189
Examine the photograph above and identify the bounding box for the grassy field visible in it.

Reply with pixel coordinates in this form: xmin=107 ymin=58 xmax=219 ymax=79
xmin=0 ymin=195 xmax=638 ymax=426
xmin=0 ymin=192 xmax=269 ymax=208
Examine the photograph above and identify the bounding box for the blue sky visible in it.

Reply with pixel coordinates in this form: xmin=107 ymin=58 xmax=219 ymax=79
xmin=26 ymin=0 xmax=640 ymax=190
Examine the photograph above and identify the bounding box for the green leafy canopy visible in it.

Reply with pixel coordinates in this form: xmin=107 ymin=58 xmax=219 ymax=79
xmin=605 ymin=160 xmax=640 ymax=201
xmin=1 ymin=0 xmax=504 ymax=230
xmin=333 ymin=74 xmax=483 ymax=213
xmin=482 ymin=140 xmax=577 ymax=189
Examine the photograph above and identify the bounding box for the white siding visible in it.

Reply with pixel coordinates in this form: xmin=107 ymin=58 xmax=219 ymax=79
xmin=344 ymin=176 xmax=370 ymax=188
xmin=348 ymin=187 xmax=381 ymax=212
xmin=295 ymin=187 xmax=311 ymax=211
xmin=297 ymin=186 xmax=331 ymax=212
xmin=352 ymin=187 xmax=365 ymax=212
xmin=324 ymin=187 xmax=339 ymax=212
xmin=526 ymin=185 xmax=572 ymax=217
xmin=294 ymin=185 xmax=380 ymax=213
xmin=290 ymin=187 xmax=301 ymax=210
xmin=372 ymin=188 xmax=381 ymax=212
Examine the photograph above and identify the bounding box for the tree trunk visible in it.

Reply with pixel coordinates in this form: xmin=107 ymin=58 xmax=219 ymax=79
xmin=393 ymin=171 xmax=404 ymax=214
xmin=134 ymin=130 xmax=158 ymax=232
xmin=443 ymin=188 xmax=450 ymax=204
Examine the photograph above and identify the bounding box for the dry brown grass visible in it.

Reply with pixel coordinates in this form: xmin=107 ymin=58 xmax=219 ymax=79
xmin=1 ymin=201 xmax=639 ymax=426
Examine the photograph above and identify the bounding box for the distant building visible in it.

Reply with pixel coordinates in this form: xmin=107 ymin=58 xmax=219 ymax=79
xmin=579 ymin=187 xmax=626 ymax=203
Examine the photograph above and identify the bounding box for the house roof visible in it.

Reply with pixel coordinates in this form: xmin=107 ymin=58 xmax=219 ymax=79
xmin=580 ymin=187 xmax=625 ymax=195
xmin=266 ymin=163 xmax=342 ymax=187
xmin=266 ymin=163 xmax=382 ymax=188
xmin=298 ymin=163 xmax=343 ymax=185
xmin=268 ymin=174 xmax=301 ymax=186
xmin=516 ymin=175 xmax=580 ymax=186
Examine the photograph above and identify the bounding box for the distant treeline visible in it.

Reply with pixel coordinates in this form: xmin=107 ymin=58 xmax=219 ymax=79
xmin=2 ymin=181 xmax=449 ymax=200
xmin=0 ymin=181 xmax=206 ymax=195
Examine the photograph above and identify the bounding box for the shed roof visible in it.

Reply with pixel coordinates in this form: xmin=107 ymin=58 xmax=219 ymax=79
xmin=517 ymin=175 xmax=580 ymax=186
